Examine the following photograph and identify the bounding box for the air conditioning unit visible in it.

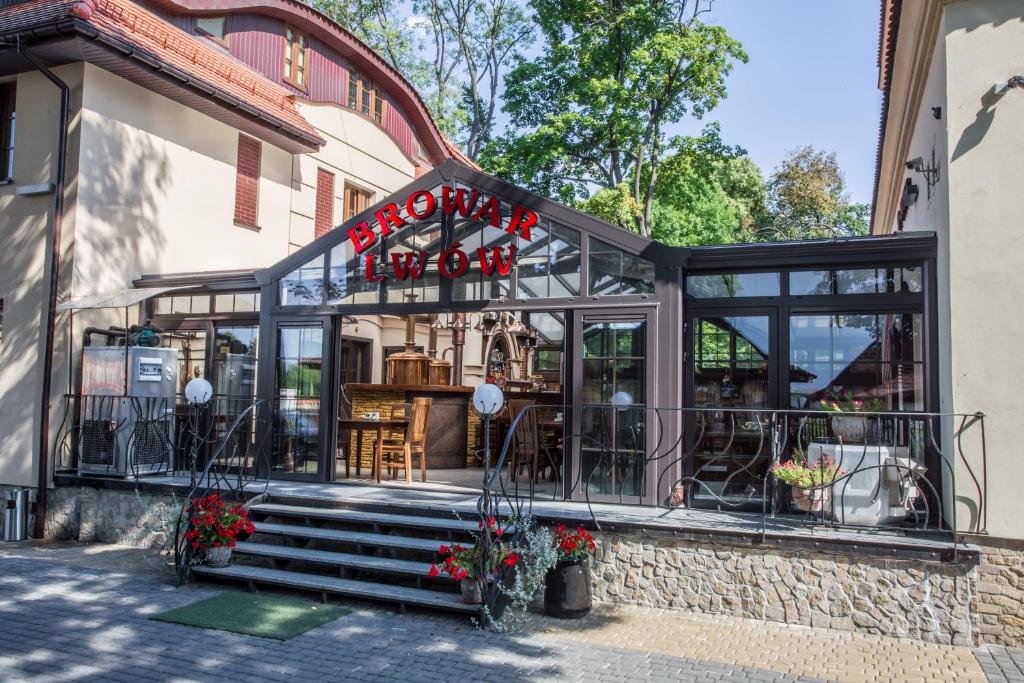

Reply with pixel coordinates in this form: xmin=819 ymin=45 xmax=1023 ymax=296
xmin=78 ymin=347 xmax=178 ymax=477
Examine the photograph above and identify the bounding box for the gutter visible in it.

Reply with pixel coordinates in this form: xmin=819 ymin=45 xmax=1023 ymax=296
xmin=17 ymin=39 xmax=70 ymax=539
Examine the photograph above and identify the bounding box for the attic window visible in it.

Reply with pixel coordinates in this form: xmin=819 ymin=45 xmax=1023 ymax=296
xmin=284 ymin=26 xmax=308 ymax=88
xmin=196 ymin=16 xmax=226 ymax=41
xmin=347 ymin=69 xmax=385 ymax=124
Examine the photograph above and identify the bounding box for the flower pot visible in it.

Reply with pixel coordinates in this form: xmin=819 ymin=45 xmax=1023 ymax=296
xmin=544 ymin=557 xmax=592 ymax=619
xmin=791 ymin=486 xmax=831 ymax=514
xmin=460 ymin=577 xmax=484 ymax=604
xmin=205 ymin=545 xmax=232 ymax=567
xmin=831 ymin=415 xmax=868 ymax=443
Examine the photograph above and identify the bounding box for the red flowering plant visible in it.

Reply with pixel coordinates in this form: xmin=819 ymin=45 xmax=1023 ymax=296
xmin=552 ymin=524 xmax=597 ymax=562
xmin=429 ymin=516 xmax=518 ymax=581
xmin=183 ymin=493 xmax=255 ymax=559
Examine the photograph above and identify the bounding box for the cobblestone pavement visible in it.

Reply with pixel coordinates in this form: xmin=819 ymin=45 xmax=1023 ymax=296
xmin=0 ymin=542 xmax=1020 ymax=683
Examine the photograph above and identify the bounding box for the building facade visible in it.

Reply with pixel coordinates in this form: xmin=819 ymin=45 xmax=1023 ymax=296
xmin=0 ymin=0 xmax=466 ymax=489
xmin=872 ymin=0 xmax=1024 ymax=542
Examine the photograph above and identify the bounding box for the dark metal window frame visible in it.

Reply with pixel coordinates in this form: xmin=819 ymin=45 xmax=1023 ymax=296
xmin=0 ymin=81 xmax=15 ymax=183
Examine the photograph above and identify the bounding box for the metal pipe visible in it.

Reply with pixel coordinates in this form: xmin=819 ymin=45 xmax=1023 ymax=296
xmin=19 ymin=39 xmax=70 ymax=539
xmin=451 ymin=312 xmax=466 ymax=385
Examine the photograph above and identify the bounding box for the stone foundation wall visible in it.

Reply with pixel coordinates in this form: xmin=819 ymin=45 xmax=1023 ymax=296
xmin=42 ymin=485 xmax=183 ymax=551
xmin=590 ymin=530 xmax=993 ymax=647
xmin=18 ymin=483 xmax=1024 ymax=647
xmin=971 ymin=541 xmax=1024 ymax=647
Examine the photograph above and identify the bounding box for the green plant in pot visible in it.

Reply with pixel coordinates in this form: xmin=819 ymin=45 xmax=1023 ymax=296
xmin=770 ymin=456 xmax=845 ymax=515
xmin=544 ymin=524 xmax=597 ymax=618
xmin=817 ymin=394 xmax=882 ymax=443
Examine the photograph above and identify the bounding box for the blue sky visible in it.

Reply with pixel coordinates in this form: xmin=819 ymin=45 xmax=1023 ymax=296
xmin=680 ymin=1 xmax=883 ymax=204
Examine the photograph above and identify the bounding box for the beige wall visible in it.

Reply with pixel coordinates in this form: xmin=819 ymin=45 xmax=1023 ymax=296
xmin=892 ymin=0 xmax=1024 ymax=539
xmin=0 ymin=61 xmax=429 ymax=489
xmin=0 ymin=64 xmax=84 ymax=487
xmin=941 ymin=0 xmax=1024 ymax=540
xmin=288 ymin=103 xmax=417 ymax=251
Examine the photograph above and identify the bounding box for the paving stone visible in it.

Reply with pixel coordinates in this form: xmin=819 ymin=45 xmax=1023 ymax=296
xmin=0 ymin=541 xmax=1005 ymax=683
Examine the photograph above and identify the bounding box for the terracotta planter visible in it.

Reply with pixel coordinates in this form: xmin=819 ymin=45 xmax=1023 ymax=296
xmin=460 ymin=577 xmax=484 ymax=604
xmin=544 ymin=557 xmax=592 ymax=619
xmin=205 ymin=545 xmax=232 ymax=567
xmin=791 ymin=486 xmax=831 ymax=514
xmin=831 ymin=415 xmax=868 ymax=443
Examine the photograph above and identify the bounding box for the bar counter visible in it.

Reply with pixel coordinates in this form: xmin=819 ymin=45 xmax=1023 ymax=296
xmin=345 ymin=383 xmax=477 ymax=471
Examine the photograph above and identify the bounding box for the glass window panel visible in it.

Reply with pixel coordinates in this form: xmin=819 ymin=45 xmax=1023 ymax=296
xmin=895 ymin=266 xmax=922 ymax=293
xmin=171 ymin=296 xmax=191 ymax=314
xmin=580 ymin=319 xmax=648 ymax=498
xmin=836 ymin=269 xmax=884 ymax=294
xmin=155 ymin=297 xmax=171 ymax=315
xmin=273 ymin=325 xmax=323 ymax=475
xmin=280 ymin=255 xmax=324 ymax=305
xmin=328 ymin=242 xmax=378 ymax=305
xmin=214 ymin=294 xmax=233 ymax=312
xmin=686 ymin=272 xmax=781 ymax=298
xmin=788 ymin=312 xmax=924 ymax=412
xmin=790 ymin=270 xmax=832 ymax=295
xmin=190 ymin=296 xmax=210 ymax=314
xmin=588 ymin=249 xmax=621 ymax=296
xmin=620 ymin=252 xmax=655 ymax=295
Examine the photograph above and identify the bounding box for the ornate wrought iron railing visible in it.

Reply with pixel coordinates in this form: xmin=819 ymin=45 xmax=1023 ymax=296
xmin=476 ymin=404 xmax=988 ymax=543
xmin=171 ymin=399 xmax=271 ymax=584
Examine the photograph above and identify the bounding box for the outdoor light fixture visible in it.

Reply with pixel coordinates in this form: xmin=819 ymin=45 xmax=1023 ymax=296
xmin=611 ymin=391 xmax=633 ymax=407
xmin=472 ymin=382 xmax=505 ymax=416
xmin=901 ymin=179 xmax=919 ymax=210
xmin=905 ymin=154 xmax=940 ymax=196
xmin=184 ymin=377 xmax=213 ymax=405
xmin=993 ymin=75 xmax=1024 ymax=95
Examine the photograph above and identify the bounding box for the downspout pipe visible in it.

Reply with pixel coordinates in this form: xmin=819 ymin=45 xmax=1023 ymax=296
xmin=18 ymin=39 xmax=70 ymax=539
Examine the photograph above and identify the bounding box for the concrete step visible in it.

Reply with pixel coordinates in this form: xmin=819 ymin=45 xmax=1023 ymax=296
xmin=191 ymin=564 xmax=477 ymax=614
xmin=253 ymin=521 xmax=447 ymax=554
xmin=233 ymin=542 xmax=442 ymax=578
xmin=251 ymin=503 xmax=479 ymax=534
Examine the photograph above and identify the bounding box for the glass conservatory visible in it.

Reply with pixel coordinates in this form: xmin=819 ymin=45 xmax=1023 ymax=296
xmin=139 ymin=161 xmax=939 ymax=513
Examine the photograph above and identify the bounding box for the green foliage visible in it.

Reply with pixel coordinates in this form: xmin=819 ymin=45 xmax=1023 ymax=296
xmin=754 ymin=146 xmax=869 ymax=241
xmin=483 ymin=0 xmax=746 ymax=236
xmin=578 ymin=184 xmax=642 ymax=228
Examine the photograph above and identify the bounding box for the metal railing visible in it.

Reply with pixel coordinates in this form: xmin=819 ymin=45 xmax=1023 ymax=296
xmin=172 ymin=399 xmax=271 ymax=584
xmin=478 ymin=404 xmax=988 ymax=543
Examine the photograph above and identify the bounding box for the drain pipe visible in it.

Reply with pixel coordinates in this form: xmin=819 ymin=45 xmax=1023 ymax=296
xmin=18 ymin=38 xmax=70 ymax=539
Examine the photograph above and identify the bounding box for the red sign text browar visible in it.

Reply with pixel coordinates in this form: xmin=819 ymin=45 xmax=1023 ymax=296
xmin=347 ymin=186 xmax=537 ymax=282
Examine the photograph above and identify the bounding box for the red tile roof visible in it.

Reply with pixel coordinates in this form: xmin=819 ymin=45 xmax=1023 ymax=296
xmin=0 ymin=0 xmax=323 ymax=147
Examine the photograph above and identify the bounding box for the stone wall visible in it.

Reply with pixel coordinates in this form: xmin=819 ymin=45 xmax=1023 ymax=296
xmin=42 ymin=485 xmax=184 ymax=551
xmin=971 ymin=540 xmax=1024 ymax=647
xmin=591 ymin=530 xmax=983 ymax=646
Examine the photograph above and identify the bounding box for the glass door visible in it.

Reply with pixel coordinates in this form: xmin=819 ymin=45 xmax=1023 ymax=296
xmin=270 ymin=319 xmax=331 ymax=479
xmin=686 ymin=311 xmax=776 ymax=510
xmin=572 ymin=309 xmax=656 ymax=504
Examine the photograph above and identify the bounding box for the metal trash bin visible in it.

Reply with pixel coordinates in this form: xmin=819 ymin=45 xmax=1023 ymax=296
xmin=3 ymin=489 xmax=30 ymax=542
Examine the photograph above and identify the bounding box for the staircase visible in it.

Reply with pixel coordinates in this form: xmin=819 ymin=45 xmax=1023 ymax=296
xmin=190 ymin=500 xmax=480 ymax=615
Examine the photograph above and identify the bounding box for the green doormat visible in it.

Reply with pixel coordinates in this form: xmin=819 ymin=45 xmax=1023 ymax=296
xmin=152 ymin=593 xmax=352 ymax=640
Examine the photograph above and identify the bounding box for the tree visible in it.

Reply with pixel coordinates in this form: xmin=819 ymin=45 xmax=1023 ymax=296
xmin=416 ymin=0 xmax=533 ymax=158
xmin=579 ymin=125 xmax=765 ymax=246
xmin=482 ymin=0 xmax=746 ymax=237
xmin=756 ymin=146 xmax=869 ymax=241
xmin=308 ymin=0 xmax=430 ymax=92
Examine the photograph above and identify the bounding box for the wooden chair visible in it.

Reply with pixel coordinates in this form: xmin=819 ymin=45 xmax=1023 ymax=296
xmin=378 ymin=397 xmax=431 ymax=482
xmin=507 ymin=399 xmax=539 ymax=482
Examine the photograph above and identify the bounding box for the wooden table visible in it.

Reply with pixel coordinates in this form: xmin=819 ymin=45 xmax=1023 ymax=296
xmin=338 ymin=417 xmax=408 ymax=483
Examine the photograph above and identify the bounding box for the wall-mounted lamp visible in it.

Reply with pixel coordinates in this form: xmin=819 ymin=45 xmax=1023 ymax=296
xmin=901 ymin=178 xmax=919 ymax=210
xmin=905 ymin=155 xmax=940 ymax=196
xmin=993 ymin=75 xmax=1024 ymax=95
